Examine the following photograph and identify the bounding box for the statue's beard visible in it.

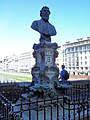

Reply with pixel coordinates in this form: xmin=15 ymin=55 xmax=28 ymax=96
xmin=42 ymin=16 xmax=49 ymax=22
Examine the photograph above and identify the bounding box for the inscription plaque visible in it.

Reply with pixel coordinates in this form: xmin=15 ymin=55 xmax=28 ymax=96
xmin=45 ymin=50 xmax=53 ymax=66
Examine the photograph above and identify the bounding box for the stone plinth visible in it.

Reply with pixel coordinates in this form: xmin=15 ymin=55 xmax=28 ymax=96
xmin=30 ymin=41 xmax=60 ymax=98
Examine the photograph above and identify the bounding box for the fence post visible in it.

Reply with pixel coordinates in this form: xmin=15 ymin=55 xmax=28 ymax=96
xmin=50 ymin=98 xmax=53 ymax=120
xmin=44 ymin=98 xmax=46 ymax=120
xmin=29 ymin=96 xmax=31 ymax=120
xmin=36 ymin=98 xmax=39 ymax=120
xmin=9 ymin=103 xmax=14 ymax=120
xmin=62 ymin=96 xmax=65 ymax=120
xmin=20 ymin=96 xmax=23 ymax=119
xmin=57 ymin=96 xmax=59 ymax=120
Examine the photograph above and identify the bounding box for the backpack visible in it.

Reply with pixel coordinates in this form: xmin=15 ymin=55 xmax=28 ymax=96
xmin=64 ymin=70 xmax=69 ymax=80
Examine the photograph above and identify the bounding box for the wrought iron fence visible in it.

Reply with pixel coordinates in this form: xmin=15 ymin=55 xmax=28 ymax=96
xmin=0 ymin=81 xmax=90 ymax=120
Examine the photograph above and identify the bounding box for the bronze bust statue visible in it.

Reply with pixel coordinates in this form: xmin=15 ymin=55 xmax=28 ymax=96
xmin=31 ymin=6 xmax=57 ymax=42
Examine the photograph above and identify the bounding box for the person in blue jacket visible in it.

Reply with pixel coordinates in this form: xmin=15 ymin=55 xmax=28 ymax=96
xmin=60 ymin=65 xmax=69 ymax=82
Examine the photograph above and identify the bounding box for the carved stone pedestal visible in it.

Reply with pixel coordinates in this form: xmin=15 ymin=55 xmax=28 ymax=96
xmin=28 ymin=41 xmax=60 ymax=98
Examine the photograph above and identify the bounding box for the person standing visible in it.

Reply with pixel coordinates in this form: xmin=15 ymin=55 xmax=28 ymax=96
xmin=60 ymin=65 xmax=69 ymax=82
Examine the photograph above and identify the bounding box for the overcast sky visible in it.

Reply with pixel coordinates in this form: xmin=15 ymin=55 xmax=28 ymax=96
xmin=0 ymin=0 xmax=90 ymax=58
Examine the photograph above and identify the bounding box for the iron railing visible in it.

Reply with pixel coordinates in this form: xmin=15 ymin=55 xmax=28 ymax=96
xmin=0 ymin=81 xmax=90 ymax=120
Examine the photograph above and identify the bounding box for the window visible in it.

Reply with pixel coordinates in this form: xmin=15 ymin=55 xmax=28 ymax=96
xmin=76 ymin=62 xmax=79 ymax=66
xmin=84 ymin=51 xmax=86 ymax=54
xmin=80 ymin=51 xmax=82 ymax=54
xmin=79 ymin=46 xmax=82 ymax=50
xmin=68 ymin=48 xmax=70 ymax=52
xmin=75 ymin=47 xmax=78 ymax=51
xmin=73 ymin=67 xmax=75 ymax=69
xmin=72 ymin=62 xmax=75 ymax=66
xmin=71 ymin=48 xmax=74 ymax=51
xmin=84 ymin=45 xmax=86 ymax=50
xmin=81 ymin=67 xmax=83 ymax=70
xmin=85 ymin=56 xmax=87 ymax=59
xmin=65 ymin=58 xmax=67 ymax=62
xmin=85 ymin=67 xmax=88 ymax=70
xmin=69 ymin=62 xmax=71 ymax=66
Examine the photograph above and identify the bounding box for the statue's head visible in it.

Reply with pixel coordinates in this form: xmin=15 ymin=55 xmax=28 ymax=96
xmin=40 ymin=6 xmax=51 ymax=22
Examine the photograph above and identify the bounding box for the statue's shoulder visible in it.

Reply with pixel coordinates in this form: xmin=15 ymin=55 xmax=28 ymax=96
xmin=31 ymin=20 xmax=38 ymax=27
xmin=49 ymin=22 xmax=56 ymax=29
xmin=31 ymin=20 xmax=42 ymax=30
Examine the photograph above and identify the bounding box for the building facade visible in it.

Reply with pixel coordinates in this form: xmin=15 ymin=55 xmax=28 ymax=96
xmin=0 ymin=51 xmax=35 ymax=73
xmin=18 ymin=51 xmax=35 ymax=73
xmin=61 ymin=37 xmax=90 ymax=75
